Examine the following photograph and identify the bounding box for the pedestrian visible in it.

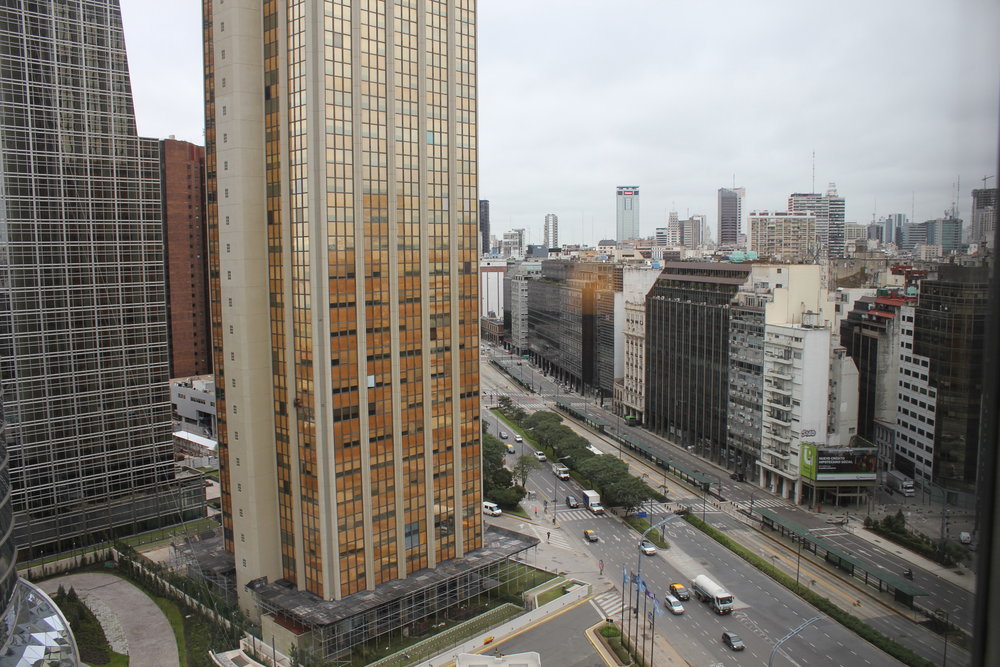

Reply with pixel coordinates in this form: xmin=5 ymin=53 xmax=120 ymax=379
xmin=546 ymin=531 xmax=550 ymax=542
xmin=599 ymin=559 xmax=604 ymax=575
xmin=534 ymin=507 xmax=538 ymax=516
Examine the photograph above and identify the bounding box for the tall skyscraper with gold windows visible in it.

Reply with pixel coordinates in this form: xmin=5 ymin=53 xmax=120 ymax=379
xmin=204 ymin=0 xmax=481 ymax=618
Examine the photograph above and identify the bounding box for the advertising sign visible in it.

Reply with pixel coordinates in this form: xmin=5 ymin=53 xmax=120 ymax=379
xmin=800 ymin=444 xmax=877 ymax=481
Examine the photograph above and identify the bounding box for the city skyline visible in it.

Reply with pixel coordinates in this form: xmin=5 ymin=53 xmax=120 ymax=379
xmin=120 ymin=1 xmax=999 ymax=247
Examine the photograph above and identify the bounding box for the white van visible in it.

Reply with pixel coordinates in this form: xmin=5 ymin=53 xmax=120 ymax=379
xmin=482 ymin=501 xmax=502 ymax=517
xmin=664 ymin=594 xmax=684 ymax=615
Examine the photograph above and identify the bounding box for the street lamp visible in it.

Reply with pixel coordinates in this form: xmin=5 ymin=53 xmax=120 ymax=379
xmin=768 ymin=616 xmax=822 ymax=667
xmin=935 ymin=609 xmax=949 ymax=666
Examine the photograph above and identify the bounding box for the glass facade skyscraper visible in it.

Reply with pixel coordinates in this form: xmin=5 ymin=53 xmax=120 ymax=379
xmin=0 ymin=0 xmax=202 ymax=558
xmin=205 ymin=0 xmax=481 ymax=613
xmin=616 ymin=186 xmax=639 ymax=241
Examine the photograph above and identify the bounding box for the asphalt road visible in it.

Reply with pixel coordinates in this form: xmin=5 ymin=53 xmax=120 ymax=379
xmin=481 ymin=346 xmax=968 ymax=665
xmin=484 ymin=345 xmax=977 ymax=635
xmin=485 ymin=596 xmax=607 ymax=667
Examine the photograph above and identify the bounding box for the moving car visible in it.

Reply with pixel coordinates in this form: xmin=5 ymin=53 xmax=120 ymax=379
xmin=533 ymin=451 xmax=547 ymax=462
xmin=499 ymin=431 xmax=509 ymax=439
xmin=482 ymin=501 xmax=502 ymax=517
xmin=506 ymin=443 xmax=515 ymax=454
xmin=721 ymin=631 xmax=745 ymax=651
xmin=514 ymin=434 xmax=523 ymax=442
xmin=664 ymin=594 xmax=684 ymax=615
xmin=566 ymin=495 xmax=580 ymax=508
xmin=669 ymin=583 xmax=690 ymax=601
xmin=583 ymin=529 xmax=599 ymax=542
xmin=638 ymin=539 xmax=656 ymax=555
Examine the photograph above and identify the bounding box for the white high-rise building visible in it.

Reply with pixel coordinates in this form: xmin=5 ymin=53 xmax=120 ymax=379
xmin=543 ymin=213 xmax=559 ymax=248
xmin=788 ymin=184 xmax=846 ymax=259
xmin=749 ymin=211 xmax=817 ymax=263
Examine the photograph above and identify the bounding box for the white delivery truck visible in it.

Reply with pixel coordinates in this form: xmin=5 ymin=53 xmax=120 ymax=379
xmin=691 ymin=574 xmax=734 ymax=614
xmin=886 ymin=470 xmax=915 ymax=497
xmin=552 ymin=463 xmax=570 ymax=480
xmin=582 ymin=490 xmax=604 ymax=515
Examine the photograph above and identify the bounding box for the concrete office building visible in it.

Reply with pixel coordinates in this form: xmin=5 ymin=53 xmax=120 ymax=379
xmin=749 ymin=211 xmax=817 ymax=263
xmin=616 ymin=267 xmax=664 ymax=425
xmin=616 ymin=186 xmax=640 ymax=241
xmin=718 ymin=187 xmax=744 ymax=247
xmin=205 ymin=0 xmax=486 ymax=656
xmin=0 ymin=0 xmax=203 ymax=558
xmin=543 ymin=213 xmax=559 ymax=248
xmin=501 ymin=228 xmax=527 ymax=259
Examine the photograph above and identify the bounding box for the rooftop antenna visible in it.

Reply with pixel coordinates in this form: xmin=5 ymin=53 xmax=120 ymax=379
xmin=811 ymin=150 xmax=815 ymax=193
xmin=911 ymin=192 xmax=914 ymax=224
xmin=732 ymin=173 xmax=736 ymax=189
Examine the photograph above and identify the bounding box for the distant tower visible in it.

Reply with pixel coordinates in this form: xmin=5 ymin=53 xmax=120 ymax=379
xmin=479 ymin=200 xmax=491 ymax=254
xmin=616 ymin=186 xmax=640 ymax=241
xmin=971 ymin=188 xmax=997 ymax=249
xmin=718 ymin=187 xmax=745 ymax=246
xmin=544 ymin=213 xmax=559 ymax=248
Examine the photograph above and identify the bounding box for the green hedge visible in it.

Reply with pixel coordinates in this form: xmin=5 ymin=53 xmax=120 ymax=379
xmin=623 ymin=516 xmax=669 ymax=549
xmin=683 ymin=515 xmax=935 ymax=667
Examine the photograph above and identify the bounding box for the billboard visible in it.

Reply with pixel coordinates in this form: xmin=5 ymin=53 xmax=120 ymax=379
xmin=800 ymin=443 xmax=877 ymax=481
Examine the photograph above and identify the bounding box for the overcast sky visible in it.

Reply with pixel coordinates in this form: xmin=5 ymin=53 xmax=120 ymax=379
xmin=120 ymin=0 xmax=999 ymax=247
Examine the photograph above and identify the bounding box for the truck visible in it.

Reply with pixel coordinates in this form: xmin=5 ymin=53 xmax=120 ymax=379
xmin=582 ymin=490 xmax=604 ymax=515
xmin=691 ymin=575 xmax=734 ymax=614
xmin=552 ymin=463 xmax=570 ymax=480
xmin=886 ymin=470 xmax=915 ymax=497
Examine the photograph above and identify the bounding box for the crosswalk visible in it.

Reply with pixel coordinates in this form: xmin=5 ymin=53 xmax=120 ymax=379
xmin=733 ymin=497 xmax=788 ymax=512
xmin=523 ymin=521 xmax=573 ymax=551
xmin=592 ymin=588 xmax=625 ymax=618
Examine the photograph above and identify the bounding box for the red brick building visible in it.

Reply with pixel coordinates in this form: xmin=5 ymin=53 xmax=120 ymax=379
xmin=161 ymin=138 xmax=211 ymax=378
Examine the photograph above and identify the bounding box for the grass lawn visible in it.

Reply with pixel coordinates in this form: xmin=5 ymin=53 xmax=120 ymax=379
xmin=535 ymin=585 xmax=568 ymax=607
xmin=623 ymin=516 xmax=670 ymax=549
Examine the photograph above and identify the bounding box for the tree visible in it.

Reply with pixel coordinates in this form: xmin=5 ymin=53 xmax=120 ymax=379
xmin=497 ymin=396 xmax=514 ymax=412
xmin=576 ymin=454 xmax=628 ymax=492
xmin=511 ymin=455 xmax=542 ymax=488
xmin=489 ymin=485 xmax=527 ymax=508
xmin=605 ymin=476 xmax=654 ymax=514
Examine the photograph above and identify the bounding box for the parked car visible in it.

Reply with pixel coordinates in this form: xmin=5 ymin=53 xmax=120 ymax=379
xmin=499 ymin=431 xmax=509 ymax=439
xmin=638 ymin=539 xmax=656 ymax=555
xmin=669 ymin=583 xmax=690 ymax=601
xmin=533 ymin=451 xmax=547 ymax=462
xmin=514 ymin=434 xmax=523 ymax=442
xmin=583 ymin=529 xmax=599 ymax=543
xmin=566 ymin=495 xmax=580 ymax=508
xmin=721 ymin=631 xmax=745 ymax=651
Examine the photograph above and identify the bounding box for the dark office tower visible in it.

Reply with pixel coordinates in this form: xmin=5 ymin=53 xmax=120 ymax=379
xmin=971 ymin=188 xmax=996 ymax=248
xmin=718 ymin=187 xmax=744 ymax=247
xmin=0 ymin=0 xmax=203 ymax=559
xmin=0 ymin=402 xmax=78 ymax=664
xmin=645 ymin=262 xmax=752 ymax=464
xmin=913 ymin=265 xmax=989 ymax=494
xmin=206 ymin=0 xmax=482 ymax=637
xmin=479 ymin=200 xmax=491 ymax=255
xmin=161 ymin=138 xmax=211 ymax=378
xmin=525 ymin=261 xmax=614 ymax=393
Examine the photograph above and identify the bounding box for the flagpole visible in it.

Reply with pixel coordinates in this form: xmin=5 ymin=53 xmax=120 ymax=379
xmin=642 ymin=587 xmax=649 ymax=666
xmin=650 ymin=597 xmax=656 ymax=667
xmin=625 ymin=570 xmax=632 ymax=651
xmin=620 ymin=567 xmax=628 ymax=644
